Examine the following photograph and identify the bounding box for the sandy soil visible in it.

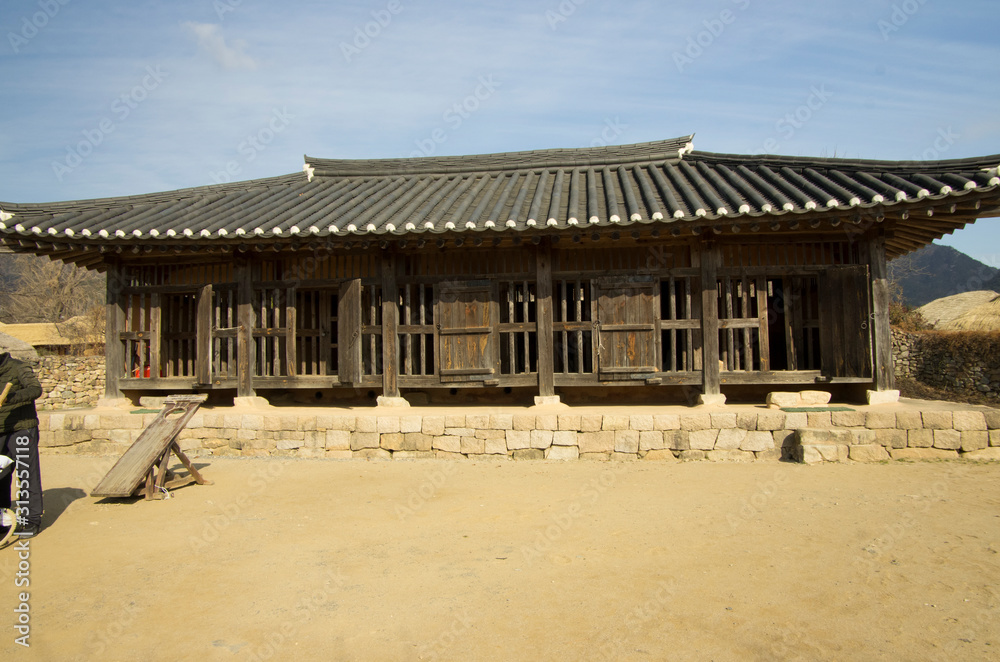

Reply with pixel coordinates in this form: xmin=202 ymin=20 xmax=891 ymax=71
xmin=1 ymin=454 xmax=998 ymax=661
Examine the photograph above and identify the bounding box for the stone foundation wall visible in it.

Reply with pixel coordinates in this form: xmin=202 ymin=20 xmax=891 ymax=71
xmin=892 ymin=328 xmax=1000 ymax=398
xmin=38 ymin=407 xmax=1000 ymax=463
xmin=34 ymin=355 xmax=105 ymax=411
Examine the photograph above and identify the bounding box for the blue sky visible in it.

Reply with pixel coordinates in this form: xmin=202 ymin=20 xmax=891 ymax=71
xmin=1 ymin=0 xmax=998 ymax=265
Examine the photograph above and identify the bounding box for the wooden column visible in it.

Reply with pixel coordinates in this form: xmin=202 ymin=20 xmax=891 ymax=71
xmin=338 ymin=279 xmax=363 ymax=385
xmin=196 ymin=284 xmax=213 ymax=385
xmin=381 ymin=251 xmax=400 ymax=398
xmin=285 ymin=287 xmax=297 ymax=378
xmin=868 ymin=235 xmax=895 ymax=391
xmin=236 ymin=258 xmax=255 ymax=397
xmin=104 ymin=260 xmax=124 ymax=400
xmin=700 ymin=242 xmax=721 ymax=396
xmin=535 ymin=242 xmax=555 ymax=398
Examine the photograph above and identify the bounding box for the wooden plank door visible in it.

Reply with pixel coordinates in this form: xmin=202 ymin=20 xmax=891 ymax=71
xmin=818 ymin=265 xmax=873 ymax=379
xmin=594 ymin=276 xmax=658 ymax=381
xmin=438 ymin=280 xmax=497 ymax=383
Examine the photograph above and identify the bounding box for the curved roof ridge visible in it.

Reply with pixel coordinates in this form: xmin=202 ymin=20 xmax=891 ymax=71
xmin=690 ymin=150 xmax=1000 ymax=172
xmin=0 ymin=172 xmax=304 ymax=212
xmin=305 ymin=135 xmax=696 ymax=177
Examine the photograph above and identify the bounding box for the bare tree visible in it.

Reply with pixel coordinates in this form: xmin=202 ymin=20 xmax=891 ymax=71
xmin=887 ymin=253 xmax=930 ymax=331
xmin=0 ymin=254 xmax=105 ymax=323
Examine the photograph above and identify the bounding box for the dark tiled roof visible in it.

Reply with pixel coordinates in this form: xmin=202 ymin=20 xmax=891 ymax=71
xmin=2 ymin=136 xmax=999 ymax=254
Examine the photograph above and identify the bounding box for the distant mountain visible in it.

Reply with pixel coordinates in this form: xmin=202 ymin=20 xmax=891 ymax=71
xmin=889 ymin=244 xmax=999 ymax=308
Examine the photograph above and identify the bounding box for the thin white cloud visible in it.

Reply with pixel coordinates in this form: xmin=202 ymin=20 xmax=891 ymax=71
xmin=182 ymin=22 xmax=257 ymax=71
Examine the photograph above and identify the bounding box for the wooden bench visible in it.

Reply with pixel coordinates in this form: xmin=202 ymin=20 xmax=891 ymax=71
xmin=91 ymin=394 xmax=212 ymax=500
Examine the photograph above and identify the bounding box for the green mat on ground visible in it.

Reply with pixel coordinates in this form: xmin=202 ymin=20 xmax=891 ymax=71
xmin=780 ymin=406 xmax=855 ymax=412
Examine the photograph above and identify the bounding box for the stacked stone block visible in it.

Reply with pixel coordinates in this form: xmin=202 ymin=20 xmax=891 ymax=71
xmin=36 ymin=405 xmax=1000 ymax=463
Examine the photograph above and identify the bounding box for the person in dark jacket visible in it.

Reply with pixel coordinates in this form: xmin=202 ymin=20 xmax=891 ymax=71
xmin=0 ymin=351 xmax=43 ymax=539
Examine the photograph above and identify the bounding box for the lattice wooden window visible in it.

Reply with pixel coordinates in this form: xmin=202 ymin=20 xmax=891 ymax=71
xmin=252 ymin=286 xmax=295 ymax=378
xmin=553 ymin=279 xmax=593 ymax=375
xmin=718 ymin=276 xmax=769 ymax=372
xmin=660 ymin=276 xmax=700 ymax=373
xmin=121 ymin=291 xmax=158 ymax=379
xmin=211 ymin=285 xmax=238 ymax=381
xmin=295 ymin=289 xmax=338 ymax=376
xmin=397 ymin=283 xmax=435 ymax=377
xmin=361 ymin=284 xmax=382 ymax=378
xmin=499 ymin=281 xmax=537 ymax=375
xmin=161 ymin=292 xmax=198 ymax=378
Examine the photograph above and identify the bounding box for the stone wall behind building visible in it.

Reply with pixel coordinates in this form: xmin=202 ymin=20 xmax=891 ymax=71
xmin=892 ymin=328 xmax=1000 ymax=398
xmin=33 ymin=355 xmax=105 ymax=410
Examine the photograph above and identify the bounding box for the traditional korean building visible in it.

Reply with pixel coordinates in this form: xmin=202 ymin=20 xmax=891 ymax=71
xmin=2 ymin=136 xmax=998 ymax=406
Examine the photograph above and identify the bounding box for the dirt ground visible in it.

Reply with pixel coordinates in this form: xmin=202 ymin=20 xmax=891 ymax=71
xmin=2 ymin=454 xmax=998 ymax=661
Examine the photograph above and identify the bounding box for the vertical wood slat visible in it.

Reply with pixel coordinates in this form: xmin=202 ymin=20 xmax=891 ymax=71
xmin=237 ymin=259 xmax=254 ymax=397
xmin=338 ymin=279 xmax=362 ymax=385
xmin=381 ymin=253 xmax=399 ymax=397
xmin=869 ymin=235 xmax=894 ymax=390
xmin=784 ymin=277 xmax=797 ymax=371
xmin=685 ymin=276 xmax=694 ymax=371
xmin=138 ymin=293 xmax=147 ymax=379
xmin=724 ymin=277 xmax=734 ymax=370
xmin=701 ymin=244 xmax=721 ymax=396
xmin=756 ymin=276 xmax=770 ymax=372
xmin=285 ymin=287 xmax=297 ymax=377
xmin=311 ymin=292 xmax=321 ymax=375
xmin=507 ymin=282 xmax=516 ymax=373
xmin=196 ymin=284 xmax=213 ymax=385
xmin=404 ymin=284 xmax=412 ymax=376
xmin=105 ymin=262 xmax=124 ymax=398
xmin=741 ymin=277 xmax=751 ymax=370
xmin=150 ymin=293 xmax=161 ymax=381
xmin=536 ymin=243 xmax=555 ymax=397
xmin=213 ymin=290 xmax=221 ymax=378
xmin=572 ymin=281 xmax=581 ymax=374
xmin=819 ymin=265 xmax=871 ymax=379
xmin=668 ymin=277 xmax=677 ymax=373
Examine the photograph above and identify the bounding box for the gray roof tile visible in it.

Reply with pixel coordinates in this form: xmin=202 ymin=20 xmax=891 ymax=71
xmin=2 ymin=136 xmax=999 ymax=259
